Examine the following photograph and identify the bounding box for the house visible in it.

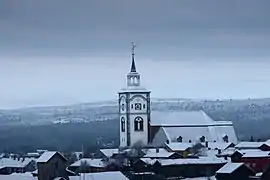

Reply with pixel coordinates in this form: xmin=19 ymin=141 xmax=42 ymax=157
xmin=238 ymin=151 xmax=270 ymax=172
xmin=98 ymin=149 xmax=120 ymax=159
xmin=261 ymin=165 xmax=270 ymax=180
xmin=118 ymin=51 xmax=238 ymax=148
xmin=215 ymin=162 xmax=256 ymax=180
xmin=69 ymin=171 xmax=129 ymax=180
xmin=142 ymin=148 xmax=182 ymax=159
xmin=164 ymin=142 xmax=193 ymax=154
xmin=235 ymin=142 xmax=264 ymax=150
xmin=69 ymin=158 xmax=112 ymax=173
xmin=203 ymin=142 xmax=235 ymax=151
xmin=132 ymin=158 xmax=157 ymax=172
xmin=152 ymin=157 xmax=227 ymax=178
xmin=0 ymin=172 xmax=37 ymax=180
xmin=37 ymin=151 xmax=69 ymax=180
xmin=0 ymin=157 xmax=36 ymax=175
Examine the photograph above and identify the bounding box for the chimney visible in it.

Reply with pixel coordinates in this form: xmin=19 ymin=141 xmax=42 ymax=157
xmin=166 ymin=140 xmax=170 ymax=144
xmin=156 ymin=148 xmax=160 ymax=153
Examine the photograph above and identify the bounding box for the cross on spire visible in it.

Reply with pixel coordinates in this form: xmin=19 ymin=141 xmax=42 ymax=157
xmin=130 ymin=42 xmax=137 ymax=73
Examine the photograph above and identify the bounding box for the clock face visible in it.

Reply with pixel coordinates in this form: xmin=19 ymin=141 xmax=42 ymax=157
xmin=135 ymin=103 xmax=142 ymax=110
xmin=121 ymin=103 xmax=125 ymax=111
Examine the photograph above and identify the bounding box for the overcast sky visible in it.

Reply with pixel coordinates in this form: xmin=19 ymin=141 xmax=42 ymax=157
xmin=1 ymin=0 xmax=270 ymax=109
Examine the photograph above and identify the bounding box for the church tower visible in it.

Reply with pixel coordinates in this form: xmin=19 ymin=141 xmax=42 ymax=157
xmin=118 ymin=42 xmax=151 ymax=148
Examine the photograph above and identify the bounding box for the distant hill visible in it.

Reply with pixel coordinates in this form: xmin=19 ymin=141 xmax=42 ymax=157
xmin=1 ymin=98 xmax=270 ymax=152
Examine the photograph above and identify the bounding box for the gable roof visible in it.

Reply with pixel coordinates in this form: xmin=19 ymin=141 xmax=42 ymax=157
xmin=70 ymin=158 xmax=106 ymax=168
xmin=69 ymin=171 xmax=128 ymax=180
xmin=204 ymin=142 xmax=235 ymax=150
xmin=235 ymin=142 xmax=264 ymax=149
xmin=0 ymin=158 xmax=36 ymax=169
xmin=165 ymin=142 xmax=193 ymax=152
xmin=216 ymin=163 xmax=244 ymax=174
xmin=37 ymin=151 xmax=67 ymax=163
xmin=151 ymin=110 xmax=217 ymax=126
xmin=156 ymin=157 xmax=227 ymax=166
xmin=99 ymin=149 xmax=119 ymax=158
xmin=0 ymin=172 xmax=37 ymax=180
xmin=143 ymin=148 xmax=174 ymax=158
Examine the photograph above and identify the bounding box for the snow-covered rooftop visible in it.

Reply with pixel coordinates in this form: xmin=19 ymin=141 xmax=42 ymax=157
xmin=70 ymin=158 xmax=106 ymax=168
xmin=216 ymin=162 xmax=244 ymax=174
xmin=0 ymin=158 xmax=36 ymax=169
xmin=157 ymin=157 xmax=227 ymax=166
xmin=235 ymin=142 xmax=264 ymax=149
xmin=165 ymin=142 xmax=193 ymax=151
xmin=100 ymin=149 xmax=119 ymax=158
xmin=151 ymin=110 xmax=232 ymax=126
xmin=160 ymin=125 xmax=237 ymax=143
xmin=143 ymin=148 xmax=174 ymax=158
xmin=37 ymin=151 xmax=67 ymax=163
xmin=69 ymin=171 xmax=128 ymax=180
xmin=0 ymin=172 xmax=37 ymax=180
xmin=139 ymin=158 xmax=158 ymax=165
xmin=204 ymin=142 xmax=234 ymax=150
xmin=242 ymin=151 xmax=270 ymax=158
xmin=218 ymin=147 xmax=237 ymax=156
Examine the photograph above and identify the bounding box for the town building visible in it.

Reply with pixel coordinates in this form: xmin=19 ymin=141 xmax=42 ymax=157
xmin=119 ymin=43 xmax=238 ymax=148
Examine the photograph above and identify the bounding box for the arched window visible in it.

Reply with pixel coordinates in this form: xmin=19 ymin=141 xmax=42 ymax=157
xmin=177 ymin=136 xmax=183 ymax=142
xmin=134 ymin=117 xmax=144 ymax=131
xmin=121 ymin=117 xmax=125 ymax=132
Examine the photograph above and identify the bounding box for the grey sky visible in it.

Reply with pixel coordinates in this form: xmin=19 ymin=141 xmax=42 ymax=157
xmin=0 ymin=0 xmax=270 ymax=109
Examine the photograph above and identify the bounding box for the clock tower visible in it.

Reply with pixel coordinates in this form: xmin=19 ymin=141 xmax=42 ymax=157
xmin=118 ymin=43 xmax=151 ymax=147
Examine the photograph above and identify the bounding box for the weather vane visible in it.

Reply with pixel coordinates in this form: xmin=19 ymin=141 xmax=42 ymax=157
xmin=131 ymin=42 xmax=136 ymax=55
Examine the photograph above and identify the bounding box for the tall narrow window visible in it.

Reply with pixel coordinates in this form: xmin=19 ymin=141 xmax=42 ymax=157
xmin=121 ymin=117 xmax=125 ymax=132
xmin=134 ymin=117 xmax=143 ymax=131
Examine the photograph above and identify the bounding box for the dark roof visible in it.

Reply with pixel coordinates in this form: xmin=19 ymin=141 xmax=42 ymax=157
xmin=130 ymin=57 xmax=136 ymax=72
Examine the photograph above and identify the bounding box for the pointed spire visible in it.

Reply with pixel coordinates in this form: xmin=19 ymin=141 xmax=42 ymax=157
xmin=130 ymin=42 xmax=137 ymax=73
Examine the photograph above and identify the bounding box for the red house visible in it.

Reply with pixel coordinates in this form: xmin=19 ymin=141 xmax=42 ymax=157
xmin=238 ymin=151 xmax=270 ymax=172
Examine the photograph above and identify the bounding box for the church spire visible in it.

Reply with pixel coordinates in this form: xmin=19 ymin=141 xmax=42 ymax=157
xmin=130 ymin=42 xmax=137 ymax=73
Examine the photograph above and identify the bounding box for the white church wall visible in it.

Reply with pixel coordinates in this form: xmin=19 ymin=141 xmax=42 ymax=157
xmin=129 ymin=114 xmax=149 ymax=146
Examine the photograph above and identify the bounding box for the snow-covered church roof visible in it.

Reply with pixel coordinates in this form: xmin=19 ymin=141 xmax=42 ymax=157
xmin=150 ymin=110 xmax=238 ymax=145
xmin=151 ymin=110 xmax=233 ymax=126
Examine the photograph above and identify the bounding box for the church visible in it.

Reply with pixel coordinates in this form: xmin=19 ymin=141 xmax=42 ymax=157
xmin=118 ymin=44 xmax=238 ymax=148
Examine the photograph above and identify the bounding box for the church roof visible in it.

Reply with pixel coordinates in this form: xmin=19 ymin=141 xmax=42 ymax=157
xmin=151 ymin=110 xmax=232 ymax=127
xmin=160 ymin=125 xmax=237 ymax=143
xmin=130 ymin=57 xmax=136 ymax=73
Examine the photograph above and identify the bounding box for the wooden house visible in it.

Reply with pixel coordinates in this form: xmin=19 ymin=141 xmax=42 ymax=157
xmin=216 ymin=162 xmax=256 ymax=180
xmin=37 ymin=151 xmax=69 ymax=180
xmin=0 ymin=157 xmax=36 ymax=175
xmin=152 ymin=157 xmax=226 ymax=178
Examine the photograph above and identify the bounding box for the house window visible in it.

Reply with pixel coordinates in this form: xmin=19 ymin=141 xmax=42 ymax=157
xmin=121 ymin=117 xmax=125 ymax=132
xmin=135 ymin=103 xmax=142 ymax=110
xmin=200 ymin=136 xmax=206 ymax=142
xmin=134 ymin=117 xmax=143 ymax=131
xmin=223 ymin=135 xmax=228 ymax=143
xmin=177 ymin=136 xmax=183 ymax=142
